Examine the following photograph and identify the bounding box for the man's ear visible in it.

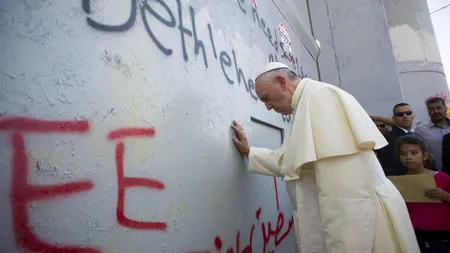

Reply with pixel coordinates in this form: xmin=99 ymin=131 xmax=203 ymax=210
xmin=275 ymin=76 xmax=287 ymax=90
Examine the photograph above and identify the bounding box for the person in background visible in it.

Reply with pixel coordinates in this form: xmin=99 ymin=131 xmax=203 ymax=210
xmin=377 ymin=103 xmax=417 ymax=176
xmin=396 ymin=135 xmax=450 ymax=253
xmin=416 ymin=97 xmax=450 ymax=171
xmin=374 ymin=120 xmax=390 ymax=138
xmin=373 ymin=120 xmax=389 ymax=162
xmin=388 ymin=103 xmax=416 ymax=138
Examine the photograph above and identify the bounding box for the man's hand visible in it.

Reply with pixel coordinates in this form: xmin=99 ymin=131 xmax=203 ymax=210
xmin=231 ymin=120 xmax=250 ymax=156
xmin=424 ymin=188 xmax=450 ymax=202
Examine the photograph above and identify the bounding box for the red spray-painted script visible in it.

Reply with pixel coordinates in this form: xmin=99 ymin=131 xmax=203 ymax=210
xmin=0 ymin=117 xmax=100 ymax=253
xmin=108 ymin=128 xmax=167 ymax=230
xmin=189 ymin=177 xmax=294 ymax=253
xmin=0 ymin=117 xmax=294 ymax=253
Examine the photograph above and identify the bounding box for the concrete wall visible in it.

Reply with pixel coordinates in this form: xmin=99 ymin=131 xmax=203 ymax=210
xmin=0 ymin=0 xmax=319 ymax=252
xmin=428 ymin=0 xmax=450 ymax=87
xmin=308 ymin=0 xmax=404 ymax=115
xmin=383 ymin=0 xmax=449 ymax=121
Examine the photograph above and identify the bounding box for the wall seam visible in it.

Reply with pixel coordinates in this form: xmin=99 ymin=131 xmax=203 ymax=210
xmin=323 ymin=0 xmax=342 ymax=86
xmin=305 ymin=0 xmax=322 ymax=81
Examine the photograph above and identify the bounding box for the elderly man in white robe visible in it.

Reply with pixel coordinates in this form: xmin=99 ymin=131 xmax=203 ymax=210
xmin=231 ymin=62 xmax=419 ymax=253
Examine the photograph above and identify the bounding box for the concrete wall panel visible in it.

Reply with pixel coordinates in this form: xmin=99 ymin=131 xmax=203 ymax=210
xmin=308 ymin=0 xmax=404 ymax=115
xmin=383 ymin=0 xmax=449 ymax=121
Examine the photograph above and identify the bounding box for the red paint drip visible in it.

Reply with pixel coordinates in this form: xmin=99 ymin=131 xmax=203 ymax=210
xmin=10 ymin=133 xmax=99 ymax=253
xmin=108 ymin=127 xmax=155 ymax=140
xmin=256 ymin=207 xmax=261 ymax=220
xmin=261 ymin=221 xmax=271 ymax=253
xmin=214 ymin=236 xmax=222 ymax=250
xmin=242 ymin=224 xmax=255 ymax=253
xmin=0 ymin=117 xmax=89 ymax=133
xmin=115 ymin=142 xmax=167 ymax=230
xmin=236 ymin=231 xmax=240 ymax=253
xmin=273 ymin=177 xmax=280 ymax=211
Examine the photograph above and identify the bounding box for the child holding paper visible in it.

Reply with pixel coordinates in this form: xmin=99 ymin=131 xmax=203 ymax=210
xmin=396 ymin=135 xmax=450 ymax=252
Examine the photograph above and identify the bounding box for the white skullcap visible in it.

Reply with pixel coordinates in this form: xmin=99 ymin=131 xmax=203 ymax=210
xmin=255 ymin=62 xmax=291 ymax=80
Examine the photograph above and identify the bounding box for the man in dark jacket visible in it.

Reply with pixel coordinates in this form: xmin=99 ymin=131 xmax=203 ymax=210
xmin=377 ymin=103 xmax=417 ymax=175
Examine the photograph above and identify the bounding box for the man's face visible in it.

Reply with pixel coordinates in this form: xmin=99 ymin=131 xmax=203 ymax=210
xmin=374 ymin=121 xmax=389 ymax=136
xmin=393 ymin=105 xmax=414 ymax=129
xmin=427 ymin=101 xmax=447 ymax=122
xmin=255 ymin=75 xmax=293 ymax=115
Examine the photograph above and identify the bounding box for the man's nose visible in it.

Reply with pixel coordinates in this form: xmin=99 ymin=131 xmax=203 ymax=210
xmin=265 ymin=103 xmax=272 ymax=110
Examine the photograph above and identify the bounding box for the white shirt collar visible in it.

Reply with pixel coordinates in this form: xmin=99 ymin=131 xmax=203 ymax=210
xmin=397 ymin=126 xmax=414 ymax=133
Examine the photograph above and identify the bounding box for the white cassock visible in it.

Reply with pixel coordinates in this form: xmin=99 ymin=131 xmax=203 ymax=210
xmin=248 ymin=78 xmax=420 ymax=253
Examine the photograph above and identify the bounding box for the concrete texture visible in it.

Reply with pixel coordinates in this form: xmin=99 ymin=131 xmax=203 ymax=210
xmin=428 ymin=0 xmax=450 ymax=86
xmin=396 ymin=61 xmax=447 ymax=120
xmin=0 ymin=0 xmax=317 ymax=252
xmin=304 ymin=0 xmax=340 ymax=84
xmin=384 ymin=0 xmax=441 ymax=62
xmin=383 ymin=0 xmax=449 ymax=121
xmin=308 ymin=0 xmax=404 ymax=115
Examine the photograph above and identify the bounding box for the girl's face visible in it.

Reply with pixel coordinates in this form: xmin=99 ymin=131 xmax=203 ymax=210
xmin=399 ymin=144 xmax=428 ymax=170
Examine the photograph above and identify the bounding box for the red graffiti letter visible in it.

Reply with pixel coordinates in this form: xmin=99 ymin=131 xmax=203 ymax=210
xmin=109 ymin=128 xmax=167 ymax=230
xmin=0 ymin=117 xmax=98 ymax=253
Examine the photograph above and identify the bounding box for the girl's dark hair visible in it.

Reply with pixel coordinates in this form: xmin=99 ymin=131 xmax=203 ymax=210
xmin=395 ymin=135 xmax=436 ymax=170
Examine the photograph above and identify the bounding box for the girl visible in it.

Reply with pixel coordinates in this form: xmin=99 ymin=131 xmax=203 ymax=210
xmin=396 ymin=135 xmax=450 ymax=252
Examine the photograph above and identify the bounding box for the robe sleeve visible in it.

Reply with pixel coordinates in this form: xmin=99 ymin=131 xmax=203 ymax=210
xmin=247 ymin=147 xmax=283 ymax=177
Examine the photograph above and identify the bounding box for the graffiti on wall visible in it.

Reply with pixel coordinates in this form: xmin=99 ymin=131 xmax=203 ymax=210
xmin=82 ymin=0 xmax=308 ymax=123
xmin=250 ymin=0 xmax=258 ymax=9
xmin=281 ymin=114 xmax=292 ymax=123
xmin=424 ymin=92 xmax=449 ymax=104
xmin=277 ymin=23 xmax=293 ymax=62
xmin=0 ymin=116 xmax=294 ymax=253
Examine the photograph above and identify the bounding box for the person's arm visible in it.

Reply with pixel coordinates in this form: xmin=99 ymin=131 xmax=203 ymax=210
xmin=247 ymin=147 xmax=283 ymax=177
xmin=425 ymin=172 xmax=450 ymax=203
xmin=369 ymin=114 xmax=395 ymax=126
xmin=424 ymin=188 xmax=450 ymax=203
